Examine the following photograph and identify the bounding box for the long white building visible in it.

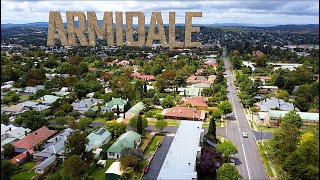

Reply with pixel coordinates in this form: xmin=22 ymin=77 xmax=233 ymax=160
xmin=157 ymin=121 xmax=204 ymax=180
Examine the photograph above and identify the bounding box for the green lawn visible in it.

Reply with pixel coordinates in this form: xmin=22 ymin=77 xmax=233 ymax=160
xmin=11 ymin=171 xmax=36 ymax=180
xmin=136 ymin=160 xmax=148 ymax=178
xmin=22 ymin=162 xmax=36 ymax=170
xmin=93 ymin=117 xmax=107 ymax=122
xmin=19 ymin=95 xmax=30 ymax=101
xmin=91 ymin=159 xmax=115 ymax=180
xmin=257 ymin=126 xmax=277 ymax=133
xmin=148 ymin=120 xmax=180 ymax=126
xmin=258 ymin=142 xmax=274 ymax=177
xmin=144 ymin=136 xmax=164 ymax=157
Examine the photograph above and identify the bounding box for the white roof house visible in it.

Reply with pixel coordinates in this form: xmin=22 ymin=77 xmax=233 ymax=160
xmin=157 ymin=121 xmax=204 ymax=180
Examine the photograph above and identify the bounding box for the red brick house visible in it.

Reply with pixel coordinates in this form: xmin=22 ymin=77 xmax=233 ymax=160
xmin=162 ymin=107 xmax=206 ymax=121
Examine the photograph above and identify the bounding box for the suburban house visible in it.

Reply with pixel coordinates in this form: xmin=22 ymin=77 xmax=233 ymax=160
xmin=131 ymin=72 xmax=156 ymax=81
xmin=162 ymin=107 xmax=206 ymax=121
xmin=86 ymin=128 xmax=112 ymax=158
xmin=33 ymin=128 xmax=74 ymax=161
xmin=34 ymin=155 xmax=56 ymax=174
xmin=250 ymin=76 xmax=272 ymax=84
xmin=52 ymin=87 xmax=71 ymax=97
xmin=186 ymin=75 xmax=207 ymax=84
xmin=178 ymin=87 xmax=202 ymax=97
xmin=255 ymin=97 xmax=298 ymax=112
xmin=1 ymin=124 xmax=31 ymax=158
xmin=252 ymin=50 xmax=265 ymax=58
xmin=38 ymin=95 xmax=60 ymax=105
xmin=258 ymin=86 xmax=279 ymax=94
xmin=180 ymin=96 xmax=208 ymax=110
xmin=105 ymin=97 xmax=128 ymax=113
xmin=25 ymin=85 xmax=45 ymax=94
xmin=107 ymin=131 xmax=141 ymax=159
xmin=265 ymin=110 xmax=319 ymax=127
xmin=124 ymin=102 xmax=144 ymax=120
xmin=1 ymin=104 xmax=29 ymax=115
xmin=105 ymin=162 xmax=123 ymax=180
xmin=12 ymin=126 xmax=57 ymax=153
xmin=157 ymin=121 xmax=204 ymax=179
xmin=72 ymin=98 xmax=102 ymax=114
xmin=10 ymin=149 xmax=34 ymax=165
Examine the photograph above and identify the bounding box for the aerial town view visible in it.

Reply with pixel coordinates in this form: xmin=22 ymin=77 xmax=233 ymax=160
xmin=1 ymin=0 xmax=319 ymax=180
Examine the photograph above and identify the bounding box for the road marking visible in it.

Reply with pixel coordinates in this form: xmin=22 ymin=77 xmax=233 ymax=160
xmin=253 ymin=132 xmax=258 ymax=142
xmin=242 ymin=143 xmax=252 ymax=180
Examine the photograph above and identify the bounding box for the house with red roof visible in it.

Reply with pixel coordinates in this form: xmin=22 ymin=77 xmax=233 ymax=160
xmin=10 ymin=149 xmax=34 ymax=165
xmin=130 ymin=72 xmax=155 ymax=81
xmin=12 ymin=126 xmax=57 ymax=153
xmin=180 ymin=96 xmax=208 ymax=110
xmin=162 ymin=107 xmax=206 ymax=121
xmin=252 ymin=50 xmax=265 ymax=58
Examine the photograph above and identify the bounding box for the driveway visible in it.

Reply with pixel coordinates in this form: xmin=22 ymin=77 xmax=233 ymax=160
xmin=143 ymin=135 xmax=174 ymax=180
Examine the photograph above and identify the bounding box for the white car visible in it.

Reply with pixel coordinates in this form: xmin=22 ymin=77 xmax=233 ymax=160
xmin=233 ymin=92 xmax=236 ymax=94
xmin=242 ymin=132 xmax=248 ymax=138
xmin=230 ymin=158 xmax=236 ymax=166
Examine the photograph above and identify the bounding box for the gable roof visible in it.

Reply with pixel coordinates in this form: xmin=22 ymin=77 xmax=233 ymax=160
xmin=12 ymin=126 xmax=57 ymax=150
xmin=107 ymin=131 xmax=141 ymax=153
xmin=268 ymin=110 xmax=319 ymax=122
xmin=127 ymin=102 xmax=144 ymax=115
xmin=2 ymin=104 xmax=25 ymax=112
xmin=10 ymin=149 xmax=34 ymax=164
xmin=181 ymin=96 xmax=207 ymax=107
xmin=86 ymin=128 xmax=111 ymax=151
xmin=35 ymin=155 xmax=56 ymax=170
xmin=163 ymin=107 xmax=205 ymax=120
xmin=259 ymin=97 xmax=297 ymax=112
xmin=106 ymin=98 xmax=128 ymax=107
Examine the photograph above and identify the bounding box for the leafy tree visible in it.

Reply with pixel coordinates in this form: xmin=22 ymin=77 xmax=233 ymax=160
xmin=273 ymin=74 xmax=285 ymax=88
xmin=283 ymin=137 xmax=319 ymax=180
xmin=14 ymin=116 xmax=24 ymax=126
xmin=2 ymin=143 xmax=15 ymax=159
xmin=64 ymin=130 xmax=89 ymax=159
xmin=270 ymin=122 xmax=300 ymax=162
xmin=196 ymin=147 xmax=220 ymax=179
xmin=173 ymin=74 xmax=187 ymax=90
xmin=155 ymin=120 xmax=168 ymax=132
xmin=300 ymin=132 xmax=315 ymax=145
xmin=216 ymin=141 xmax=238 ymax=162
xmin=129 ymin=115 xmax=148 ymax=133
xmin=1 ymin=160 xmax=17 ymax=180
xmin=61 ymin=155 xmax=87 ymax=180
xmin=105 ymin=120 xmax=127 ymax=138
xmin=154 ymin=113 xmax=164 ymax=121
xmin=161 ymin=95 xmax=175 ymax=108
xmin=202 ymin=88 xmax=213 ymax=97
xmin=111 ymin=75 xmax=135 ymax=100
xmin=216 ymin=163 xmax=242 ymax=180
xmin=211 ymin=109 xmax=223 ymax=122
xmin=218 ymin=101 xmax=233 ymax=118
xmin=255 ymin=56 xmax=267 ymax=68
xmin=104 ymin=111 xmax=115 ymax=120
xmin=46 ymin=172 xmax=62 ymax=180
xmin=1 ymin=114 xmax=9 ymax=125
xmin=208 ymin=117 xmax=216 ymax=136
xmin=276 ymin=90 xmax=290 ymax=101
xmin=120 ymin=148 xmax=143 ymax=169
xmin=78 ymin=117 xmax=93 ymax=131
xmin=119 ymin=167 xmax=139 ymax=180
xmin=136 ymin=114 xmax=143 ymax=134
xmin=54 ymin=110 xmax=66 ymax=117
xmin=282 ymin=110 xmax=303 ymax=129
xmin=19 ymin=110 xmax=47 ymax=131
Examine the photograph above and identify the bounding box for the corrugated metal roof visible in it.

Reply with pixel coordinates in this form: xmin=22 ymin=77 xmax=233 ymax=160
xmin=107 ymin=131 xmax=141 ymax=154
xmin=268 ymin=110 xmax=319 ymax=121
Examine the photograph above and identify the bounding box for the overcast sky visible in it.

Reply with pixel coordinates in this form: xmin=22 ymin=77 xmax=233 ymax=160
xmin=1 ymin=1 xmax=319 ymax=25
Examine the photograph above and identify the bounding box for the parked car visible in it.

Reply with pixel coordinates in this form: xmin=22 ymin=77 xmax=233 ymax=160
xmin=157 ymin=141 xmax=162 ymax=148
xmin=144 ymin=165 xmax=149 ymax=173
xmin=230 ymin=158 xmax=236 ymax=166
xmin=242 ymin=132 xmax=248 ymax=138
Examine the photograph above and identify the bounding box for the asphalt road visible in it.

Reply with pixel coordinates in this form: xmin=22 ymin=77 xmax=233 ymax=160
xmin=143 ymin=135 xmax=174 ymax=180
xmin=222 ymin=48 xmax=268 ymax=180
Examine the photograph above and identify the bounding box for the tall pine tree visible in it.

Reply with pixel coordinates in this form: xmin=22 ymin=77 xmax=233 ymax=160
xmin=137 ymin=114 xmax=143 ymax=134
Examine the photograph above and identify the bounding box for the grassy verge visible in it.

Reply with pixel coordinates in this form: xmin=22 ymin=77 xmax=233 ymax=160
xmin=19 ymin=95 xmax=30 ymax=101
xmin=257 ymin=126 xmax=277 ymax=133
xmin=136 ymin=160 xmax=148 ymax=178
xmin=91 ymin=159 xmax=114 ymax=180
xmin=11 ymin=171 xmax=36 ymax=180
xmin=93 ymin=117 xmax=107 ymax=122
xmin=144 ymin=135 xmax=164 ymax=157
xmin=257 ymin=142 xmax=274 ymax=177
xmin=148 ymin=120 xmax=180 ymax=126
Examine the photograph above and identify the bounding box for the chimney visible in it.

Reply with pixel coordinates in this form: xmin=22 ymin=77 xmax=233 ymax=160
xmin=35 ymin=132 xmax=37 ymax=135
xmin=55 ymin=137 xmax=58 ymax=142
xmin=25 ymin=131 xmax=28 ymax=136
xmin=9 ymin=127 xmax=11 ymax=131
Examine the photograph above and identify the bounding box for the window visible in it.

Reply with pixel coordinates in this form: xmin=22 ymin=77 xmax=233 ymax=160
xmin=109 ymin=152 xmax=115 ymax=156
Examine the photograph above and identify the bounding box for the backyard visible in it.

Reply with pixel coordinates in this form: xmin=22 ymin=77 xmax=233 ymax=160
xmin=11 ymin=162 xmax=37 ymax=180
xmin=91 ymin=159 xmax=115 ymax=180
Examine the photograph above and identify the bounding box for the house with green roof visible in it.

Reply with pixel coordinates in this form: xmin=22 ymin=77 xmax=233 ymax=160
xmin=105 ymin=97 xmax=128 ymax=113
xmin=107 ymin=131 xmax=141 ymax=159
xmin=86 ymin=128 xmax=112 ymax=152
xmin=125 ymin=102 xmax=144 ymax=120
xmin=266 ymin=110 xmax=319 ymax=127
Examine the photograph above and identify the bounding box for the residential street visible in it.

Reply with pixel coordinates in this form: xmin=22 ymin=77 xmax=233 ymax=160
xmin=222 ymin=48 xmax=269 ymax=180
